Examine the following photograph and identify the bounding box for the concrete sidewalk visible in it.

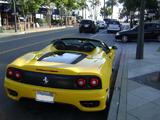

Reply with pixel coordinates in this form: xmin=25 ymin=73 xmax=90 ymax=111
xmin=126 ymin=43 xmax=160 ymax=120
xmin=0 ymin=25 xmax=74 ymax=38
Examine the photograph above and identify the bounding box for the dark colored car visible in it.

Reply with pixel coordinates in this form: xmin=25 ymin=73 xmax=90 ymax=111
xmin=79 ymin=20 xmax=99 ymax=33
xmin=103 ymin=18 xmax=111 ymax=27
xmin=115 ymin=22 xmax=160 ymax=42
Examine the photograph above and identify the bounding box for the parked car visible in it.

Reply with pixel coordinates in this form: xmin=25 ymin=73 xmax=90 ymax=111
xmin=103 ymin=18 xmax=111 ymax=27
xmin=121 ymin=23 xmax=130 ymax=31
xmin=96 ymin=20 xmax=107 ymax=29
xmin=115 ymin=22 xmax=160 ymax=42
xmin=4 ymin=37 xmax=117 ymax=112
xmin=79 ymin=19 xmax=99 ymax=33
xmin=107 ymin=20 xmax=121 ymax=33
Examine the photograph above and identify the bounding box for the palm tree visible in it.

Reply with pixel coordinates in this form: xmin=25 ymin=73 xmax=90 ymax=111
xmin=79 ymin=0 xmax=88 ymax=19
xmin=106 ymin=0 xmax=117 ymax=18
xmin=89 ymin=0 xmax=100 ymax=20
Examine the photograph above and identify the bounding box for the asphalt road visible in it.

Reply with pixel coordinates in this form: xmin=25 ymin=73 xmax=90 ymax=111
xmin=0 ymin=27 xmax=117 ymax=120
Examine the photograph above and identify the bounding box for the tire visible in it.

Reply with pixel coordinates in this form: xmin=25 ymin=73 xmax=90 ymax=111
xmin=122 ymin=36 xmax=128 ymax=42
xmin=157 ymin=35 xmax=160 ymax=42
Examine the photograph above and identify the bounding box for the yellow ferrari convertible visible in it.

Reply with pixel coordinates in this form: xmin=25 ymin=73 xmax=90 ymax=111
xmin=4 ymin=38 xmax=116 ymax=112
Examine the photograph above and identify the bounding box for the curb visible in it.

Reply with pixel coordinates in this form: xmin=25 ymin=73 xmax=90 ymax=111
xmin=107 ymin=47 xmax=128 ymax=120
xmin=0 ymin=26 xmax=74 ymax=39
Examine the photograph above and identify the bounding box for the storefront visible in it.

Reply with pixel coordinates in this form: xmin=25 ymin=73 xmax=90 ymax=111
xmin=0 ymin=1 xmax=14 ymax=29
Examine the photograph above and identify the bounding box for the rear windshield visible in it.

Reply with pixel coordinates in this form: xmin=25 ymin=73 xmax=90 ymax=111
xmin=97 ymin=21 xmax=105 ymax=23
xmin=80 ymin=20 xmax=92 ymax=24
xmin=110 ymin=21 xmax=120 ymax=25
xmin=38 ymin=52 xmax=86 ymax=64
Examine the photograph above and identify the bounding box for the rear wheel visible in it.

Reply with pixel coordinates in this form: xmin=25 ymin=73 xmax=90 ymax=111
xmin=157 ymin=35 xmax=160 ymax=42
xmin=122 ymin=36 xmax=128 ymax=42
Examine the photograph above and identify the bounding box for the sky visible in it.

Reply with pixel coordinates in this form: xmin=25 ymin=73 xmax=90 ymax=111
xmin=82 ymin=0 xmax=123 ymax=20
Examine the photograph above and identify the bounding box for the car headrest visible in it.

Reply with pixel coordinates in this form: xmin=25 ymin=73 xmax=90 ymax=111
xmin=53 ymin=40 xmax=96 ymax=52
xmin=53 ymin=40 xmax=66 ymax=50
xmin=82 ymin=42 xmax=96 ymax=52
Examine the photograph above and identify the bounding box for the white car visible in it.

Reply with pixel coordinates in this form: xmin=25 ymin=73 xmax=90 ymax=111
xmin=121 ymin=23 xmax=130 ymax=31
xmin=97 ymin=20 xmax=107 ymax=29
xmin=107 ymin=20 xmax=121 ymax=33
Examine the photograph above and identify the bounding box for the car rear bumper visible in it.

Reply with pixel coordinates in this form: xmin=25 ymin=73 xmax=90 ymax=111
xmin=108 ymin=29 xmax=120 ymax=32
xmin=79 ymin=27 xmax=94 ymax=32
xmin=4 ymin=78 xmax=108 ymax=112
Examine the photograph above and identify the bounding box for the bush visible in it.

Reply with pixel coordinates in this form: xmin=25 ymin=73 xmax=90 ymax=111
xmin=51 ymin=19 xmax=64 ymax=25
xmin=35 ymin=18 xmax=45 ymax=26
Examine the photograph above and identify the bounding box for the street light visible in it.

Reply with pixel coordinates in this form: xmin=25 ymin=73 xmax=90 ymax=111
xmin=12 ymin=0 xmax=18 ymax=32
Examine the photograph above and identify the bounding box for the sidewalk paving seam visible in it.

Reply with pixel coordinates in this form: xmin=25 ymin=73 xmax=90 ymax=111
xmin=128 ymin=99 xmax=160 ymax=111
xmin=127 ymin=112 xmax=140 ymax=120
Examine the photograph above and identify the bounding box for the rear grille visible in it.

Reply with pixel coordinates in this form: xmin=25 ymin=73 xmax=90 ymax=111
xmin=22 ymin=71 xmax=78 ymax=89
xmin=6 ymin=68 xmax=102 ymax=89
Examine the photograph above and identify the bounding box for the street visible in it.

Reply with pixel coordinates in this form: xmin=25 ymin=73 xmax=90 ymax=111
xmin=0 ymin=27 xmax=116 ymax=120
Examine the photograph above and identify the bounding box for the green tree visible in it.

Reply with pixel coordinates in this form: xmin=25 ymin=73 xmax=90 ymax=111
xmin=17 ymin=0 xmax=44 ymax=18
xmin=106 ymin=0 xmax=117 ymax=18
xmin=77 ymin=0 xmax=88 ymax=19
xmin=100 ymin=7 xmax=112 ymax=18
xmin=119 ymin=0 xmax=159 ymax=19
xmin=16 ymin=0 xmax=44 ymax=30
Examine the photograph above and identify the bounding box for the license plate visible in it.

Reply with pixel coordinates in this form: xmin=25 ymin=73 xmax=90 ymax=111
xmin=84 ymin=24 xmax=89 ymax=27
xmin=36 ymin=91 xmax=54 ymax=103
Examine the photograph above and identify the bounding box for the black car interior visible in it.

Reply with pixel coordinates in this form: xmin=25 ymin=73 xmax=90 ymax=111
xmin=52 ymin=38 xmax=111 ymax=53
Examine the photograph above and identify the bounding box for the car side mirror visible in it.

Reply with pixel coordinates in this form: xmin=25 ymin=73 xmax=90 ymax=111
xmin=112 ymin=46 xmax=117 ymax=50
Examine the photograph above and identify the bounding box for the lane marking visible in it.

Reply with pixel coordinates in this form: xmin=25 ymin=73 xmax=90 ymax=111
xmin=0 ymin=29 xmax=106 ymax=55
xmin=0 ymin=32 xmax=77 ymax=55
xmin=90 ymin=30 xmax=105 ymax=38
xmin=0 ymin=40 xmax=51 ymax=55
xmin=0 ymin=27 xmax=77 ymax=43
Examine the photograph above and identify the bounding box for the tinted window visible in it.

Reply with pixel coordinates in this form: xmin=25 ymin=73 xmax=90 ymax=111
xmin=109 ymin=21 xmax=120 ymax=25
xmin=80 ymin=20 xmax=92 ymax=24
xmin=144 ymin=24 xmax=154 ymax=29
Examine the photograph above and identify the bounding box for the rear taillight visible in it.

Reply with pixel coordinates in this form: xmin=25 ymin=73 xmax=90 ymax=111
xmin=90 ymin=78 xmax=99 ymax=87
xmin=6 ymin=68 xmax=23 ymax=81
xmin=15 ymin=71 xmax=22 ymax=79
xmin=7 ymin=68 xmax=14 ymax=76
xmin=76 ymin=77 xmax=101 ymax=89
xmin=76 ymin=78 xmax=86 ymax=88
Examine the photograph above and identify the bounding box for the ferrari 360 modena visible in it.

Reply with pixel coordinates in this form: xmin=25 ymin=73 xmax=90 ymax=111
xmin=4 ymin=38 xmax=116 ymax=112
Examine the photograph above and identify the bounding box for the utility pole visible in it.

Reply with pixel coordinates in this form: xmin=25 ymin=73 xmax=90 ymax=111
xmin=13 ymin=0 xmax=17 ymax=32
xmin=136 ymin=0 xmax=145 ymax=59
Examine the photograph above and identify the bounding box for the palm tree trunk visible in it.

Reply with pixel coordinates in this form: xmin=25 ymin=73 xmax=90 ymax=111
xmin=111 ymin=0 xmax=113 ymax=19
xmin=104 ymin=0 xmax=105 ymax=18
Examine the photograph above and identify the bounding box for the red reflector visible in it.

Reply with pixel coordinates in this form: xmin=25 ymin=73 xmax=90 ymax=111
xmin=77 ymin=78 xmax=86 ymax=87
xmin=8 ymin=69 xmax=14 ymax=76
xmin=15 ymin=71 xmax=22 ymax=79
xmin=90 ymin=78 xmax=99 ymax=87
